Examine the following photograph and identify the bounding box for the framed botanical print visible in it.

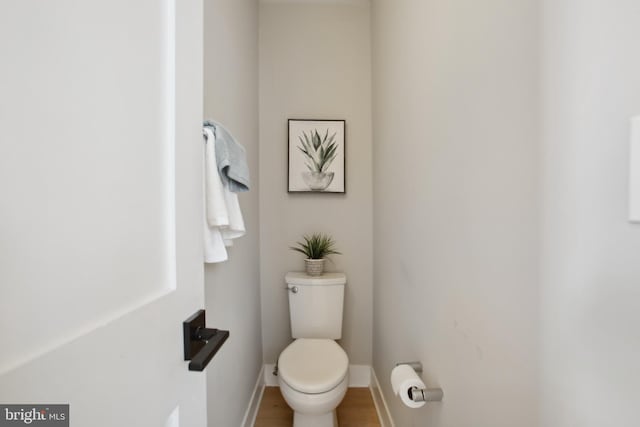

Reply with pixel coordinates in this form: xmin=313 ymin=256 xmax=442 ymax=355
xmin=288 ymin=119 xmax=345 ymax=193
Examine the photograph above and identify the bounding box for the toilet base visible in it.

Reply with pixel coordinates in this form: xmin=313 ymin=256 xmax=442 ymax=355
xmin=278 ymin=372 xmax=348 ymax=427
xmin=293 ymin=410 xmax=338 ymax=427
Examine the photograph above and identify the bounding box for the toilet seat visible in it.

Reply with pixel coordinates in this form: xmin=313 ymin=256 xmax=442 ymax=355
xmin=278 ymin=338 xmax=348 ymax=394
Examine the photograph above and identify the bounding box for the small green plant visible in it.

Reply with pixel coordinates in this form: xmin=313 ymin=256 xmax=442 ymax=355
xmin=290 ymin=233 xmax=341 ymax=260
xmin=297 ymin=129 xmax=338 ymax=173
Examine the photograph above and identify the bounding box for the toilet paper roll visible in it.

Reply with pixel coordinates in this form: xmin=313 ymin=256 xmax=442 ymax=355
xmin=391 ymin=364 xmax=427 ymax=409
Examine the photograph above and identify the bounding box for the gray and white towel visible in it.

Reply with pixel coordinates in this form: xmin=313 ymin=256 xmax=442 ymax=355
xmin=203 ymin=127 xmax=246 ymax=263
xmin=203 ymin=120 xmax=250 ymax=192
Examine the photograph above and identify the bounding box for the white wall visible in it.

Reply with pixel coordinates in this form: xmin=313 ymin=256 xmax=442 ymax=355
xmin=371 ymin=0 xmax=540 ymax=426
xmin=203 ymin=1 xmax=263 ymax=426
xmin=259 ymin=0 xmax=373 ymax=365
xmin=539 ymin=1 xmax=640 ymax=425
xmin=204 ymin=2 xmax=640 ymax=426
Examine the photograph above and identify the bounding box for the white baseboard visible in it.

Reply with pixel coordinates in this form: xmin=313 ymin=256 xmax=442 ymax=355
xmin=241 ymin=365 xmax=266 ymax=427
xmin=370 ymin=367 xmax=395 ymax=427
xmin=263 ymin=363 xmax=371 ymax=387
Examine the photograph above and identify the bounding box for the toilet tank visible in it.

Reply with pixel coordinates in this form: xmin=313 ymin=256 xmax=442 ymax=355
xmin=285 ymin=272 xmax=346 ymax=339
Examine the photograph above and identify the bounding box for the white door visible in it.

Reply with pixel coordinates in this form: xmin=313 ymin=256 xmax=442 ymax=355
xmin=0 ymin=1 xmax=206 ymax=426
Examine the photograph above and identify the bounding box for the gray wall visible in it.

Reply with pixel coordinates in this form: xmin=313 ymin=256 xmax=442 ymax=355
xmin=203 ymin=1 xmax=262 ymax=426
xmin=259 ymin=1 xmax=373 ymax=364
xmin=371 ymin=0 xmax=540 ymax=426
xmin=540 ymin=0 xmax=640 ymax=425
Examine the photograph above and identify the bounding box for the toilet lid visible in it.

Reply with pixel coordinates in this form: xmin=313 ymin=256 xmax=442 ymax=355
xmin=278 ymin=339 xmax=349 ymax=394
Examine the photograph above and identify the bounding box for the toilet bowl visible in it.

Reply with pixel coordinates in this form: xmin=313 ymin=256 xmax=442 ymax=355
xmin=277 ymin=338 xmax=349 ymax=427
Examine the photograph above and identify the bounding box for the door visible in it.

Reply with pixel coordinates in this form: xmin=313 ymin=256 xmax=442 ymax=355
xmin=0 ymin=1 xmax=206 ymax=426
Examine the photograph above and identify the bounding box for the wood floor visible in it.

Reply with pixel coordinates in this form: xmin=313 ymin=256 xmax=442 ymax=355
xmin=254 ymin=387 xmax=381 ymax=427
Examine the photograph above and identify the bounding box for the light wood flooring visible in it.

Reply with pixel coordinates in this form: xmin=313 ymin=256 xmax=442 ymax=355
xmin=254 ymin=387 xmax=381 ymax=427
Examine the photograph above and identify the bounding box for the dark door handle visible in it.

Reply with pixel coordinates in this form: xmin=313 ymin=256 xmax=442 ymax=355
xmin=183 ymin=310 xmax=229 ymax=371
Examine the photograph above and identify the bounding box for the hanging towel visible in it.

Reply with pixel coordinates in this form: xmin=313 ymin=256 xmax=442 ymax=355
xmin=203 ymin=209 xmax=228 ymax=263
xmin=202 ymin=127 xmax=246 ymax=262
xmin=203 ymin=128 xmax=228 ymax=262
xmin=203 ymin=120 xmax=250 ymax=192
xmin=204 ymin=128 xmax=228 ymax=227
xmin=221 ymin=188 xmax=245 ymax=245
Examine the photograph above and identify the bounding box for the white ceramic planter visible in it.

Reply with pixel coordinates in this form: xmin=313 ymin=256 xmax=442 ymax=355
xmin=305 ymin=259 xmax=325 ymax=276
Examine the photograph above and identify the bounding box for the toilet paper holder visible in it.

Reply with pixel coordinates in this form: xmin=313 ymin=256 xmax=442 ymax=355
xmin=395 ymin=361 xmax=444 ymax=402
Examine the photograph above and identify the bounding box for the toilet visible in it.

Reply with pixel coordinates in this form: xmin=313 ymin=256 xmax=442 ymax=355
xmin=277 ymin=272 xmax=349 ymax=427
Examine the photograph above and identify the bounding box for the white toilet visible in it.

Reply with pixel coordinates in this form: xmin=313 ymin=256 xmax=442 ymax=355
xmin=278 ymin=272 xmax=349 ymax=427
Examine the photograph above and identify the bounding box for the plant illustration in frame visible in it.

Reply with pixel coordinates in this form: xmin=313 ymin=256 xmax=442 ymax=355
xmin=288 ymin=119 xmax=345 ymax=193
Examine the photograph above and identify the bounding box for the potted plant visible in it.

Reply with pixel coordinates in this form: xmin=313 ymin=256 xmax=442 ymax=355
xmin=290 ymin=233 xmax=341 ymax=276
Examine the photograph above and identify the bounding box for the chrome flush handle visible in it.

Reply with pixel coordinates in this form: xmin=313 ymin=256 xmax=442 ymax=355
xmin=287 ymin=286 xmax=298 ymax=294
